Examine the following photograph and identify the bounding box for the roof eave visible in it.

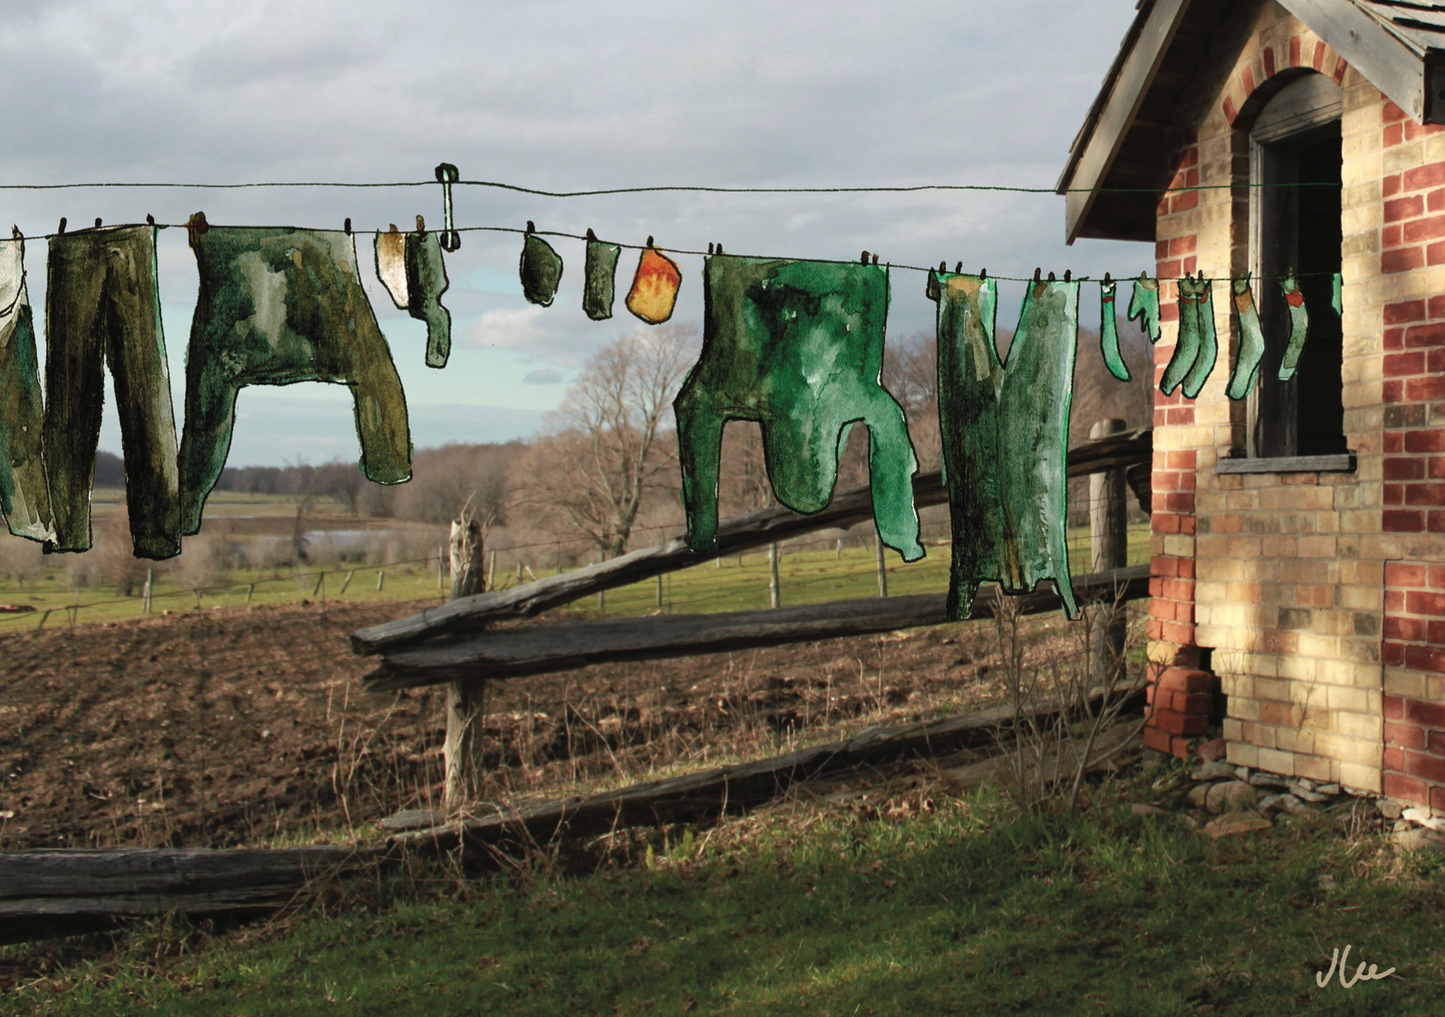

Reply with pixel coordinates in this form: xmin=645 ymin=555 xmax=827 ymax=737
xmin=1058 ymin=0 xmax=1194 ymax=245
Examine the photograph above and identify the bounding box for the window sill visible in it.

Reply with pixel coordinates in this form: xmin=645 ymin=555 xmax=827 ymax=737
xmin=1215 ymin=452 xmax=1356 ymax=475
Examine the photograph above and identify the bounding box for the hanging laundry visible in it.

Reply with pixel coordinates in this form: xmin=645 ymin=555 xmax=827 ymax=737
xmin=1160 ymin=276 xmax=1217 ymax=399
xmin=0 ymin=237 xmax=52 ymax=542
xmin=626 ymin=241 xmax=682 ymax=324
xmin=177 ymin=217 xmax=412 ymax=535
xmin=1278 ymin=271 xmax=1309 ymax=381
xmin=583 ymin=232 xmax=621 ymax=321
xmin=374 ymin=225 xmax=451 ymax=368
xmin=1128 ymin=274 xmax=1162 ymax=344
xmin=1098 ymin=279 xmax=1130 ymax=381
xmin=45 ymin=224 xmax=181 ymax=560
xmin=1226 ymin=277 xmax=1266 ymax=401
xmin=1332 ymin=272 xmax=1343 ymax=317
xmin=1181 ymin=277 xmax=1217 ymax=398
xmin=675 ymin=255 xmax=922 ymax=559
xmin=932 ymin=270 xmax=1078 ymax=621
xmin=520 ymin=229 xmax=563 ymax=307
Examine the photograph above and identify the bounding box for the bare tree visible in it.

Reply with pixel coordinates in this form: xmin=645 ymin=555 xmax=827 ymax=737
xmin=521 ymin=324 xmax=696 ymax=560
xmin=391 ymin=443 xmax=521 ymax=530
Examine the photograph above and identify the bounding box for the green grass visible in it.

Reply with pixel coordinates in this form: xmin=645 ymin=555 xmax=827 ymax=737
xmin=0 ymin=520 xmax=1150 ymax=633
xmin=7 ymin=771 xmax=1443 ymax=1016
xmin=586 ymin=522 xmax=1150 ymax=618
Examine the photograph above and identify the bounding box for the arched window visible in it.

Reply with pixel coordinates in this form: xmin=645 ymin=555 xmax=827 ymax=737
xmin=1247 ymin=73 xmax=1345 ymax=459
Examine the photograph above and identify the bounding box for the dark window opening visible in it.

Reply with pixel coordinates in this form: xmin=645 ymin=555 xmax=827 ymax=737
xmin=1251 ymin=119 xmax=1344 ymax=458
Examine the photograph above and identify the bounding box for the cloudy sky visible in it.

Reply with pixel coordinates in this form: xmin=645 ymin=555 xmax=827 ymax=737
xmin=0 ymin=0 xmax=1150 ymax=469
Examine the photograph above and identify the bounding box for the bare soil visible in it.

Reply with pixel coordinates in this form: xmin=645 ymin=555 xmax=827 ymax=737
xmin=0 ymin=597 xmax=1083 ymax=852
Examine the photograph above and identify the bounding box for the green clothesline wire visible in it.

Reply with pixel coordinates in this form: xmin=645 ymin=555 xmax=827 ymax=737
xmin=0 ymin=178 xmax=1343 ymax=195
xmin=6 ymin=219 xmax=1341 ymax=283
xmin=0 ymin=221 xmax=1335 ymax=284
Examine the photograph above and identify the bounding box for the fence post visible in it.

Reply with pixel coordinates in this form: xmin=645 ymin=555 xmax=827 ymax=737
xmin=1088 ymin=418 xmax=1129 ymax=685
xmin=339 ymin=570 xmax=355 ymax=595
xmin=246 ymin=583 xmax=255 ymax=607
xmin=836 ymin=538 xmax=843 ymax=560
xmin=769 ymin=542 xmax=781 ymax=609
xmin=437 ymin=547 xmax=445 ymax=598
xmin=444 ymin=514 xmax=487 ymax=810
xmin=142 ymin=569 xmax=152 ymax=613
xmin=312 ymin=571 xmax=325 ymax=597
xmin=875 ymin=533 xmax=888 ymax=598
xmin=376 ymin=570 xmax=385 ymax=592
xmin=487 ymin=550 xmax=496 ymax=592
xmin=656 ymin=573 xmax=664 ymax=610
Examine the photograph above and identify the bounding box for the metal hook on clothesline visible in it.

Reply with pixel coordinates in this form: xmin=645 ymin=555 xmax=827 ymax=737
xmin=435 ymin=163 xmax=460 ymax=252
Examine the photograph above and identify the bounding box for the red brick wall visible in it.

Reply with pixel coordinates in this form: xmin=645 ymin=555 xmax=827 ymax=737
xmin=1373 ymin=102 xmax=1445 ymax=811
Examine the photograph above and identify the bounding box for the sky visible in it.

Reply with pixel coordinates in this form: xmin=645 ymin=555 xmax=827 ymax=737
xmin=0 ymin=0 xmax=1151 ymax=469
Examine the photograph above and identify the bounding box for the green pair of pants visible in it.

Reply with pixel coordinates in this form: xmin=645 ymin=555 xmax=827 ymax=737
xmin=931 ymin=271 xmax=1078 ymax=620
xmin=46 ymin=226 xmax=181 ymax=559
xmin=0 ymin=238 xmax=52 ymax=542
xmin=179 ymin=226 xmax=412 ymax=533
xmin=675 ymin=255 xmax=923 ymax=560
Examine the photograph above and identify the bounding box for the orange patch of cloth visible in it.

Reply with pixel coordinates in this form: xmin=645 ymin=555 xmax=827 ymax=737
xmin=625 ymin=245 xmax=682 ymax=324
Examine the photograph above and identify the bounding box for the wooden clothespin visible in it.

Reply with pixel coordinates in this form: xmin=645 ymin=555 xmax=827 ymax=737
xmin=344 ymin=218 xmax=351 ymax=236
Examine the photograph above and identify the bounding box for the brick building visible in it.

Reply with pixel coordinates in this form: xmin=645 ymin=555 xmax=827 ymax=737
xmin=1058 ymin=0 xmax=1445 ymax=815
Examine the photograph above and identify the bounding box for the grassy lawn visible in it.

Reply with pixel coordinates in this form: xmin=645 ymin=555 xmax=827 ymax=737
xmin=5 ymin=765 xmax=1443 ymax=1016
xmin=0 ymin=522 xmax=1150 ymax=633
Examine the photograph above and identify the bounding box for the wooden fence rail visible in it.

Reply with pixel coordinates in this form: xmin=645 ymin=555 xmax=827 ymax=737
xmin=0 ymin=845 xmax=384 ymax=945
xmin=362 ymin=563 xmax=1150 ymax=692
xmin=351 ymin=427 xmax=1152 ymax=656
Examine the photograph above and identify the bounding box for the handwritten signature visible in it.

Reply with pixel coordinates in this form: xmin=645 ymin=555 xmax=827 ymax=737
xmin=1316 ymin=944 xmax=1396 ymax=988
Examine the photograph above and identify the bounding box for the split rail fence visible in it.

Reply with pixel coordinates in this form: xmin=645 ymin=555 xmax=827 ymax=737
xmin=351 ymin=422 xmax=1155 ymax=806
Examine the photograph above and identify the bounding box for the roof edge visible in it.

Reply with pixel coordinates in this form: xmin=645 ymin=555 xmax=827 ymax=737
xmin=1058 ymin=0 xmax=1193 ymax=245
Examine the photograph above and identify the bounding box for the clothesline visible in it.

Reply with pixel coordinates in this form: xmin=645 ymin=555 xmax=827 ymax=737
xmin=2 ymin=218 xmax=1341 ymax=283
xmin=0 ymin=178 xmax=1345 ymax=195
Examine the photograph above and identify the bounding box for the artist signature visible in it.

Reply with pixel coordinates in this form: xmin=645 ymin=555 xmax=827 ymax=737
xmin=1316 ymin=944 xmax=1396 ymax=988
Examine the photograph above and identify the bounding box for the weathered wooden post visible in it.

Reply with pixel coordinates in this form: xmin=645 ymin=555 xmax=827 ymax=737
xmin=875 ymin=533 xmax=888 ymax=597
xmin=656 ymin=573 xmax=664 ymax=610
xmin=1088 ymin=418 xmax=1128 ymax=684
xmin=444 ymin=514 xmax=486 ymax=810
xmin=142 ymin=569 xmax=152 ymax=613
xmin=487 ymin=550 xmax=497 ymax=592
xmin=769 ymin=542 xmax=781 ymax=609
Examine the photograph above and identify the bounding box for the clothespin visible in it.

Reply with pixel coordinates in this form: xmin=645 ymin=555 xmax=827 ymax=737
xmin=57 ymin=217 xmax=66 ymax=235
xmin=344 ymin=218 xmax=351 ymax=236
xmin=146 ymin=214 xmax=155 ymax=227
xmin=94 ymin=218 xmax=101 ymax=229
xmin=1047 ymin=271 xmax=1056 ymax=282
xmin=861 ymin=250 xmax=870 ymax=264
xmin=186 ymin=211 xmax=208 ymax=239
xmin=587 ymin=228 xmax=598 ymax=241
xmin=1104 ymin=271 xmax=1112 ymax=285
xmin=646 ymin=235 xmax=654 ymax=247
xmin=434 ymin=163 xmax=460 ymax=252
xmin=11 ymin=225 xmax=20 ymax=240
xmin=956 ymin=262 xmax=964 ymax=274
xmin=872 ymin=253 xmax=879 ymax=265
xmin=938 ymin=260 xmax=946 ymax=273
xmin=1033 ymin=267 xmax=1041 ymax=282
xmin=526 ymin=221 xmax=536 ymax=235
xmin=715 ymin=242 xmax=723 ymax=254
xmin=1064 ymin=269 xmax=1071 ymax=282
xmin=389 ymin=224 xmax=400 ymax=234
xmin=416 ymin=215 xmax=426 ymax=235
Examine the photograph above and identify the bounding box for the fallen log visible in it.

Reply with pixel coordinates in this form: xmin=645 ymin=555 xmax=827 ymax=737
xmin=391 ymin=684 xmax=1147 ymax=855
xmin=0 ymin=844 xmax=384 ymax=945
xmin=350 ymin=428 xmax=1152 ymax=655
xmin=362 ymin=563 xmax=1150 ymax=692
